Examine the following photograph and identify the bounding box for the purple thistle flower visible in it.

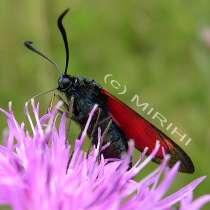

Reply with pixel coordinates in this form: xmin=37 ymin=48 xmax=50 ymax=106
xmin=0 ymin=100 xmax=209 ymax=210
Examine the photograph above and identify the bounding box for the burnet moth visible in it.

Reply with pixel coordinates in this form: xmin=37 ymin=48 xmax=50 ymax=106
xmin=24 ymin=9 xmax=194 ymax=173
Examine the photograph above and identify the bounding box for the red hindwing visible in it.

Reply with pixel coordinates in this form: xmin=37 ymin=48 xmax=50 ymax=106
xmin=101 ymin=89 xmax=194 ymax=173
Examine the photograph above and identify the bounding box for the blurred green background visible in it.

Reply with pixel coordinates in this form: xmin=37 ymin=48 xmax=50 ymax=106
xmin=0 ymin=0 xmax=210 ymax=209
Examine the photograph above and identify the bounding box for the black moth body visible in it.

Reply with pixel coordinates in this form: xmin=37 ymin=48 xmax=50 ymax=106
xmin=57 ymin=75 xmax=129 ymax=159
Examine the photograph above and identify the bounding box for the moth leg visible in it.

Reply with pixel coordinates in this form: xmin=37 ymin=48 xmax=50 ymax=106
xmin=96 ymin=119 xmax=113 ymax=162
xmin=90 ymin=115 xmax=112 ymax=148
xmin=90 ymin=107 xmax=101 ymax=139
xmin=98 ymin=116 xmax=112 ymax=127
xmin=48 ymin=93 xmax=69 ymax=112
xmin=52 ymin=96 xmax=75 ymax=172
xmin=86 ymin=108 xmax=101 ymax=156
xmin=56 ymin=94 xmax=69 ymax=110
xmin=56 ymin=107 xmax=72 ymax=145
xmin=47 ymin=93 xmax=56 ymax=112
xmin=101 ymin=119 xmax=112 ymax=146
xmin=51 ymin=95 xmax=74 ymax=144
xmin=65 ymin=97 xmax=74 ymax=144
xmin=96 ymin=116 xmax=112 ymax=145
xmin=88 ymin=112 xmax=113 ymax=161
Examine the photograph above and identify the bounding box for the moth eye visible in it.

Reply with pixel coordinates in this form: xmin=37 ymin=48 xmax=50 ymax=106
xmin=58 ymin=76 xmax=71 ymax=90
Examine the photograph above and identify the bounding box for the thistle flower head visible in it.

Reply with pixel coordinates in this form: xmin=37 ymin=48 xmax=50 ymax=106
xmin=0 ymin=100 xmax=209 ymax=210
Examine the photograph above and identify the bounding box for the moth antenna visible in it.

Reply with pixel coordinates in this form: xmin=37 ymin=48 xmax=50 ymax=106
xmin=57 ymin=8 xmax=70 ymax=75
xmin=24 ymin=41 xmax=61 ymax=74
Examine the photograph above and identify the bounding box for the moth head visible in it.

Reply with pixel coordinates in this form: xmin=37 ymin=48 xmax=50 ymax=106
xmin=57 ymin=74 xmax=72 ymax=91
